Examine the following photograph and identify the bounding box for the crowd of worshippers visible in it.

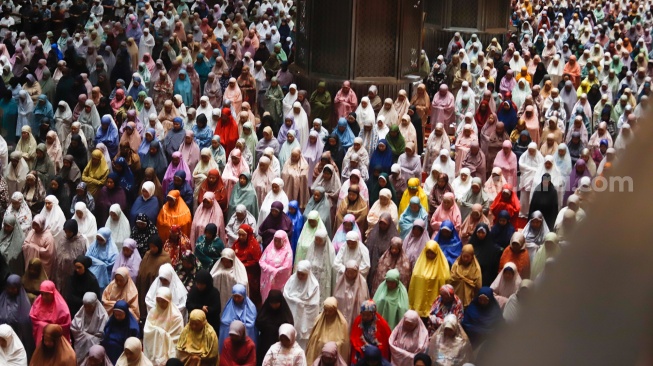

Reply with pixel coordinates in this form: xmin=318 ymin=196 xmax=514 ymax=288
xmin=0 ymin=0 xmax=640 ymax=365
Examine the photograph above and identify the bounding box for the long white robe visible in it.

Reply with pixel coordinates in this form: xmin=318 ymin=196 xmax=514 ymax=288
xmin=143 ymin=289 xmax=184 ymax=366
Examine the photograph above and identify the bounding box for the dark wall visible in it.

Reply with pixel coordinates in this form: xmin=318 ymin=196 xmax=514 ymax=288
xmin=354 ymin=0 xmax=398 ymax=78
xmin=310 ymin=0 xmax=353 ymax=78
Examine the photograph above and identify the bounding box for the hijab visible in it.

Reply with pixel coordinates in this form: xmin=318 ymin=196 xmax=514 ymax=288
xmin=0 ymin=324 xmax=28 ymax=366
xmin=373 ymin=269 xmax=410 ymax=330
xmin=29 ymin=324 xmax=76 ymax=366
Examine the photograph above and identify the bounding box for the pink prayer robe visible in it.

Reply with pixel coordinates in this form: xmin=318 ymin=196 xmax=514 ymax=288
xmin=334 ymin=89 xmax=358 ymax=119
xmin=454 ymin=134 xmax=478 ymax=174
xmin=224 ymin=85 xmax=244 ymax=114
xmin=258 ymin=232 xmax=294 ymax=301
xmin=430 ymin=91 xmax=456 ymax=127
xmin=493 ymin=147 xmax=518 ymax=190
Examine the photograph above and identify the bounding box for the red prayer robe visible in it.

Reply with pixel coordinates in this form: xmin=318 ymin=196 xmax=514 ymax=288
xmin=349 ymin=314 xmax=392 ymax=364
xmin=233 ymin=224 xmax=263 ymax=307
xmin=219 ymin=337 xmax=257 ymax=366
xmin=215 ymin=116 xmax=240 ymax=157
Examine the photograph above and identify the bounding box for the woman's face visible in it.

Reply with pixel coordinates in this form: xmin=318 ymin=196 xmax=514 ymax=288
xmin=478 ymin=294 xmax=490 ymax=306
xmin=425 ymin=249 xmax=437 ymax=260
xmin=531 ymin=218 xmax=542 ymax=230
xmin=297 ymin=271 xmax=308 ymax=281
xmin=220 ymin=257 xmax=234 ymax=269
xmin=440 ymin=228 xmax=452 ymax=240
xmin=460 ymin=252 xmax=473 ymax=266
xmin=386 ymin=279 xmax=398 ymax=291
xmin=91 ymin=155 xmax=102 ymax=166
xmin=147 ymin=241 xmax=159 ymax=254
xmin=315 ymin=236 xmax=325 ymax=246
xmin=41 ymin=292 xmax=54 ymax=304
xmin=115 ymin=273 xmax=127 ymax=287
xmin=74 ymin=262 xmax=85 ymax=275
xmin=444 ymin=197 xmax=454 ymax=209
xmin=231 ymin=294 xmax=245 ymax=305
xmin=274 ymin=236 xmax=283 ymax=249
xmin=25 ymin=176 xmax=35 ymax=188
xmin=361 ymin=311 xmax=375 ymax=323
xmin=503 ymin=268 xmax=515 ymax=281
xmin=386 ymin=242 xmax=401 ymax=256
xmin=345 ymin=267 xmax=358 ymax=281
xmin=111 ymin=309 xmax=126 ymax=323
xmin=280 ymin=335 xmax=292 ymax=348
xmin=238 ymin=230 xmax=248 ymax=244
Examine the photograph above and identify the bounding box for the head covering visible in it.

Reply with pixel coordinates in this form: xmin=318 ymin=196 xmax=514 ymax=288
xmin=103 ymin=265 xmax=140 ymax=320
xmin=103 ymin=300 xmax=140 ymax=364
xmin=403 ymin=218 xmax=430 ymax=266
xmin=398 ymin=196 xmax=429 ymax=239
xmin=116 ymin=337 xmax=152 ymax=366
xmin=460 ymin=287 xmax=503 ymax=345
xmin=0 ymin=324 xmax=28 ymax=366
xmin=388 ymin=310 xmax=429 ymax=365
xmin=106 ymin=203 xmax=131 ymax=248
xmin=111 ymin=237 xmax=142 ymax=282
xmin=356 ymin=345 xmax=391 ymax=366
xmin=0 ymin=275 xmax=31 ymax=358
xmin=0 ymin=216 xmax=25 ymax=274
xmin=80 ymin=345 xmax=113 ymax=366
xmin=311 ymin=341 xmax=348 ymax=366
xmin=450 ymin=244 xmax=482 ymax=307
xmin=335 ymin=118 xmax=356 ymax=148
xmin=369 ymin=139 xmax=394 ymax=173
xmin=522 ymin=211 xmax=550 ymax=246
xmin=530 ymin=232 xmax=561 ymax=279
xmin=70 ymin=292 xmax=109 ymax=361
xmin=255 ymin=289 xmax=294 ymax=360
xmin=283 ymin=260 xmax=321 ymax=341
xmin=259 ymin=230 xmax=293 ymax=300
xmin=408 ymin=241 xmax=451 ymax=317
xmin=144 ymin=263 xmax=188 ymax=317
xmin=29 ymin=281 xmax=71 ymax=345
xmin=143 ymin=286 xmax=184 ymax=365
xmin=87 ymin=227 xmax=119 ymax=288
xmin=162 ymin=151 xmax=193 ymax=192
xmin=176 ymin=309 xmax=219 ymax=361
xmin=219 ymin=284 xmax=258 ymax=351
xmin=427 ymin=313 xmax=472 ymax=364
xmin=373 ymin=268 xmax=410 ymax=329
xmin=29 ymin=324 xmax=76 ymax=366
xmin=434 ymin=219 xmax=464 ymax=267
